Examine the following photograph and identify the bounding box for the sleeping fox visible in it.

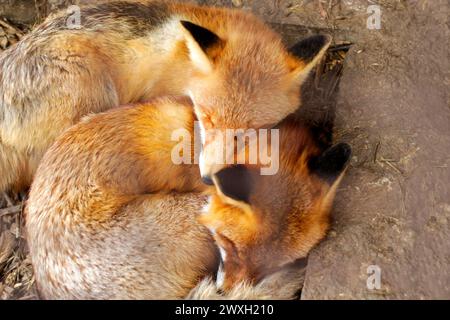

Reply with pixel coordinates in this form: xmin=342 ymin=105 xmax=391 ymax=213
xmin=0 ymin=0 xmax=331 ymax=193
xmin=25 ymin=96 xmax=350 ymax=299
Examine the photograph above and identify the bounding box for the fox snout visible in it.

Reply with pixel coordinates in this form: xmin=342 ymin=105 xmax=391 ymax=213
xmin=199 ymin=127 xmax=280 ymax=183
xmin=199 ymin=136 xmax=251 ymax=184
xmin=201 ymin=175 xmax=214 ymax=186
xmin=198 ymin=130 xmax=234 ymax=184
xmin=199 ymin=146 xmax=228 ymax=185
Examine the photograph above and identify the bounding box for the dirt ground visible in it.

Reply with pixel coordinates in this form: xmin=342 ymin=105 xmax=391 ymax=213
xmin=0 ymin=0 xmax=449 ymax=299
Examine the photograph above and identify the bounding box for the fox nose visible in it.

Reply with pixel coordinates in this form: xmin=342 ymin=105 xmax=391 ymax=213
xmin=201 ymin=175 xmax=214 ymax=186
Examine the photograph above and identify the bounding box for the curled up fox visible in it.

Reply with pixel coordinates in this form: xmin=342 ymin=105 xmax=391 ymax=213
xmin=0 ymin=0 xmax=331 ymax=193
xmin=25 ymin=97 xmax=351 ymax=299
xmin=2 ymin=0 xmax=352 ymax=299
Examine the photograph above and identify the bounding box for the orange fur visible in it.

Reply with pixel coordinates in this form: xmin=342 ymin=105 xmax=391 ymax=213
xmin=199 ymin=116 xmax=349 ymax=291
xmin=25 ymin=97 xmax=218 ymax=299
xmin=26 ymin=98 xmax=349 ymax=299
xmin=0 ymin=0 xmax=330 ymax=192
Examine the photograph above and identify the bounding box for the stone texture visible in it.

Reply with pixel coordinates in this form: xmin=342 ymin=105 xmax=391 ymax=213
xmin=293 ymin=0 xmax=450 ymax=299
xmin=0 ymin=0 xmax=38 ymax=24
xmin=0 ymin=0 xmax=448 ymax=299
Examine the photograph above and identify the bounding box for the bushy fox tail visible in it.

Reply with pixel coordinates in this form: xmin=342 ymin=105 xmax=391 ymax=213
xmin=187 ymin=262 xmax=305 ymax=300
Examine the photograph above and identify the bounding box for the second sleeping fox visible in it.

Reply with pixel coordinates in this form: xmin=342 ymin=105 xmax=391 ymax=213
xmin=0 ymin=0 xmax=331 ymax=193
xmin=25 ymin=96 xmax=351 ymax=299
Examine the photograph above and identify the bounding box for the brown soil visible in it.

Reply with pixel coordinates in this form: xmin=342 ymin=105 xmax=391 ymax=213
xmin=1 ymin=0 xmax=449 ymax=299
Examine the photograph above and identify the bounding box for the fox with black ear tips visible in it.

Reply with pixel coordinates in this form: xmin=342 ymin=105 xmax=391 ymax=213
xmin=26 ymin=97 xmax=350 ymax=299
xmin=200 ymin=114 xmax=351 ymax=292
xmin=0 ymin=0 xmax=331 ymax=193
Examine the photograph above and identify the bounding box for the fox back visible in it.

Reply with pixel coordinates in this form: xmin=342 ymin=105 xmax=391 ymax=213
xmin=25 ymin=97 xmax=219 ymax=299
xmin=0 ymin=0 xmax=330 ymax=193
xmin=25 ymin=96 xmax=350 ymax=299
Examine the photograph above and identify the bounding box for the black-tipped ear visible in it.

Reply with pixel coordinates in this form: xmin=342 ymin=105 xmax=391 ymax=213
xmin=180 ymin=20 xmax=221 ymax=52
xmin=289 ymin=35 xmax=332 ymax=64
xmin=214 ymin=165 xmax=253 ymax=204
xmin=288 ymin=35 xmax=332 ymax=85
xmin=309 ymin=143 xmax=352 ymax=184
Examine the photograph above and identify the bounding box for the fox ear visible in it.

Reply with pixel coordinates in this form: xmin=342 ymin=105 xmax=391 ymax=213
xmin=181 ymin=20 xmax=222 ymax=74
xmin=309 ymin=143 xmax=352 ymax=184
xmin=213 ymin=165 xmax=253 ymax=205
xmin=289 ymin=35 xmax=332 ymax=85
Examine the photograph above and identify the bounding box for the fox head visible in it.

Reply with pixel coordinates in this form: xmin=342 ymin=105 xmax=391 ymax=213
xmin=198 ymin=115 xmax=351 ymax=291
xmin=180 ymin=20 xmax=332 ymax=183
